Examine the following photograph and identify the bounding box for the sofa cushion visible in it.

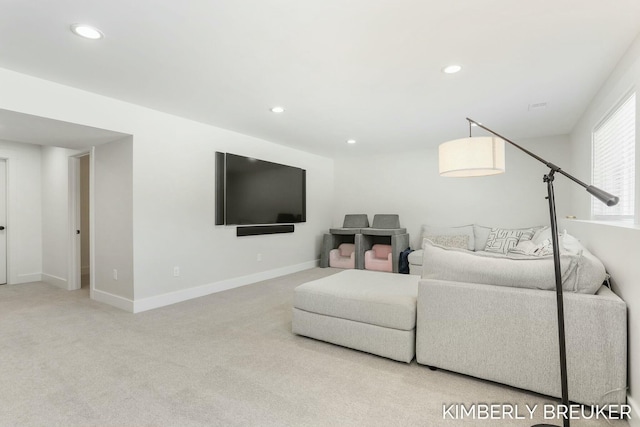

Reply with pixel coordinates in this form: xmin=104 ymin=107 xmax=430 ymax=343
xmin=420 ymin=224 xmax=474 ymax=251
xmin=294 ymin=269 xmax=419 ymax=330
xmin=421 ymin=241 xmax=605 ymax=294
xmin=408 ymin=249 xmax=423 ymax=265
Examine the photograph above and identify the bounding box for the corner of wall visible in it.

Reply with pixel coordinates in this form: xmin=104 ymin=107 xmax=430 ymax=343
xmin=92 ymin=288 xmax=134 ymax=312
xmin=41 ymin=273 xmax=68 ymax=290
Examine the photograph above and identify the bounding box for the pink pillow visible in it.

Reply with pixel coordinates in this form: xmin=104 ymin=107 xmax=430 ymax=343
xmin=338 ymin=243 xmax=355 ymax=257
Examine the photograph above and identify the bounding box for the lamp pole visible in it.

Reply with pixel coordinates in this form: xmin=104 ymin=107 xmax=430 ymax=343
xmin=465 ymin=118 xmax=618 ymax=427
xmin=541 ymin=168 xmax=569 ymax=427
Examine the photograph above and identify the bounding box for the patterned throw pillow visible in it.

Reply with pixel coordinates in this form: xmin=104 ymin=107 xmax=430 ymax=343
xmin=424 ymin=235 xmax=470 ymax=250
xmin=484 ymin=228 xmax=524 ymax=254
xmin=519 ymin=228 xmax=536 ymax=242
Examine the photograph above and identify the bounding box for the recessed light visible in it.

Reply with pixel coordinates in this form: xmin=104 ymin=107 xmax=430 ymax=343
xmin=442 ymin=65 xmax=462 ymax=74
xmin=270 ymin=106 xmax=285 ymax=113
xmin=70 ymin=24 xmax=103 ymax=40
xmin=346 ymin=139 xmax=357 ymax=144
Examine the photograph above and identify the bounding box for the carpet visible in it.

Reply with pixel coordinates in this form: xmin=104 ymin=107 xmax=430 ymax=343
xmin=0 ymin=268 xmax=628 ymax=426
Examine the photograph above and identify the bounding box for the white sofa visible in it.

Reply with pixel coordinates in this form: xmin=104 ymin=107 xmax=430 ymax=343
xmin=417 ymin=277 xmax=627 ymax=407
xmin=412 ymin=224 xmax=627 ymax=406
xmin=293 ymin=224 xmax=627 ymax=406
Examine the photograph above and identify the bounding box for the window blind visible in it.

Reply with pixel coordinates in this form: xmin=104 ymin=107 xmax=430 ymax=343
xmin=592 ymin=92 xmax=636 ymax=219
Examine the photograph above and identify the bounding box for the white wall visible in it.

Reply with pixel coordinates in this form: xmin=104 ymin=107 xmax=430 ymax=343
xmin=334 ymin=135 xmax=571 ymax=249
xmin=0 ymin=140 xmax=42 ymax=284
xmin=565 ymin=32 xmax=640 ymax=422
xmin=132 ymin=124 xmax=334 ymax=302
xmin=94 ymin=137 xmax=134 ymax=300
xmin=0 ymin=67 xmax=334 ymax=310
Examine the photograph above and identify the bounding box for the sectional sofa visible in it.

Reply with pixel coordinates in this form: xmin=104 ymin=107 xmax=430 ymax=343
xmin=292 ymin=224 xmax=627 ymax=407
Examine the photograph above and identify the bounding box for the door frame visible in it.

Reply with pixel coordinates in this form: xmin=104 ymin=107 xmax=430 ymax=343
xmin=0 ymin=158 xmax=8 ymax=285
xmin=68 ymin=149 xmax=94 ymax=295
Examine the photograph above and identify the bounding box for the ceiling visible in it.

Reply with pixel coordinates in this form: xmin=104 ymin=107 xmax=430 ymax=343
xmin=1 ymin=0 xmax=639 ymax=157
xmin=0 ymin=109 xmax=128 ymax=149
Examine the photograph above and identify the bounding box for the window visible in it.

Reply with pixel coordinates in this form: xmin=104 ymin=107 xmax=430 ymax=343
xmin=592 ymin=92 xmax=636 ymax=220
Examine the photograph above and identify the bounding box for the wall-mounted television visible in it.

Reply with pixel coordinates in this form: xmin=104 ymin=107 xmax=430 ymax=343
xmin=215 ymin=152 xmax=306 ymax=226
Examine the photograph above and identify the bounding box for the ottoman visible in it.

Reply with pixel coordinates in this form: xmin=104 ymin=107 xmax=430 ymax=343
xmin=292 ymin=269 xmax=419 ymax=363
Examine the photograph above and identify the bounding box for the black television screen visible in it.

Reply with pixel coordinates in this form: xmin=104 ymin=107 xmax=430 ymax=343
xmin=224 ymin=153 xmax=306 ymax=225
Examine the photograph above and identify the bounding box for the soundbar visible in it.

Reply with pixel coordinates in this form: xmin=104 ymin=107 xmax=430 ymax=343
xmin=236 ymin=224 xmax=295 ymax=237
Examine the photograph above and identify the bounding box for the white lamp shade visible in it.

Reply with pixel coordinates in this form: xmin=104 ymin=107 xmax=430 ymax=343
xmin=439 ymin=136 xmax=506 ymax=177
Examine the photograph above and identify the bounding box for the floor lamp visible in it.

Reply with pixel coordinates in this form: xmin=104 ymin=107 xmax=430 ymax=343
xmin=438 ymin=118 xmax=619 ymax=427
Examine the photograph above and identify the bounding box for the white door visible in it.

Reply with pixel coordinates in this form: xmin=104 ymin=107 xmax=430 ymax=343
xmin=0 ymin=160 xmax=6 ymax=284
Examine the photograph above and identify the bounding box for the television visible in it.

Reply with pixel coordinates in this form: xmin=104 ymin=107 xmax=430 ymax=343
xmin=216 ymin=153 xmax=306 ymax=225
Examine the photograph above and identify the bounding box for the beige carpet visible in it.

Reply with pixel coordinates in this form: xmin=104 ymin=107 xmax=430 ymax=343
xmin=0 ymin=268 xmax=629 ymax=427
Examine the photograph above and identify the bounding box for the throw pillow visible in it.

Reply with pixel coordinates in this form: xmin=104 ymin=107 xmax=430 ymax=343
xmin=509 ymin=239 xmax=553 ymax=257
xmin=519 ymin=228 xmax=537 ymax=242
xmin=424 ymin=235 xmax=469 ymax=250
xmin=474 ymin=225 xmax=542 ymax=252
xmin=532 ymin=226 xmax=551 ymax=244
xmin=484 ymin=228 xmax=524 ymax=254
xmin=473 ymin=225 xmax=493 ymax=251
xmin=420 ymin=224 xmax=475 ymax=251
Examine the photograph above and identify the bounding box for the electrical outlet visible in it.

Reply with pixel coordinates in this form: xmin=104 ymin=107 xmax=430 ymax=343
xmin=113 ymin=269 xmax=118 ymax=280
xmin=173 ymin=266 xmax=180 ymax=277
xmin=257 ymin=253 xmax=262 ymax=262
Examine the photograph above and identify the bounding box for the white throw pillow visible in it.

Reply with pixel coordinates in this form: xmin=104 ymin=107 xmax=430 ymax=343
xmin=420 ymin=224 xmax=475 ymax=251
xmin=473 ymin=225 xmax=493 ymax=251
xmin=423 ymin=235 xmax=469 ymax=250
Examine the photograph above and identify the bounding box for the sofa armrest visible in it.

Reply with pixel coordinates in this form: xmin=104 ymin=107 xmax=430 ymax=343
xmin=416 ymin=279 xmax=627 ymax=406
xmin=408 ymin=249 xmax=423 ymax=265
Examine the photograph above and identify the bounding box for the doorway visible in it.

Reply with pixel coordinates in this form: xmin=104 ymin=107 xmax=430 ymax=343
xmin=0 ymin=159 xmax=6 ymax=285
xmin=68 ymin=152 xmax=92 ymax=293
xmin=79 ymin=155 xmax=90 ymax=289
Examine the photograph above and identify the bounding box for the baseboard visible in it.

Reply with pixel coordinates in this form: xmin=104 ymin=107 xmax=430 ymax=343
xmin=13 ymin=272 xmax=42 ymax=284
xmin=133 ymin=260 xmax=319 ymax=313
xmin=628 ymin=395 xmax=639 ymax=427
xmin=92 ymin=288 xmax=134 ymax=312
xmin=42 ymin=273 xmax=68 ymax=290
